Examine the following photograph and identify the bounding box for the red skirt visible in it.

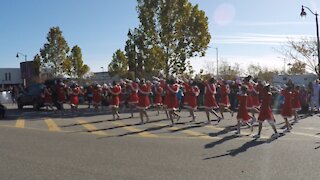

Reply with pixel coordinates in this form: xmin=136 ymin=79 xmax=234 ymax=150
xmin=154 ymin=94 xmax=162 ymax=105
xmin=128 ymin=93 xmax=139 ymax=104
xmin=167 ymin=95 xmax=178 ymax=110
xmin=70 ymin=95 xmax=79 ymax=106
xmin=292 ymin=99 xmax=301 ymax=110
xmin=205 ymin=95 xmax=219 ymax=109
xmin=137 ymin=95 xmax=150 ymax=109
xmin=110 ymin=96 xmax=120 ymax=108
xmin=252 ymin=95 xmax=260 ymax=108
xmin=237 ymin=106 xmax=251 ymax=122
xmin=246 ymin=95 xmax=253 ymax=109
xmin=258 ymin=106 xmax=275 ymax=121
xmin=186 ymin=95 xmax=197 ymax=110
xmin=281 ymin=104 xmax=292 ymax=118
xmin=219 ymin=95 xmax=230 ymax=107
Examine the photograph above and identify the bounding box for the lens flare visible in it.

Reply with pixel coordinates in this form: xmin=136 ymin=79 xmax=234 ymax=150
xmin=214 ymin=3 xmax=236 ymax=26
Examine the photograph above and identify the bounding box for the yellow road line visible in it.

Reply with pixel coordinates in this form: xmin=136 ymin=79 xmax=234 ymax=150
xmin=112 ymin=121 xmax=158 ymax=138
xmin=15 ymin=119 xmax=25 ymax=128
xmin=44 ymin=118 xmax=61 ymax=132
xmin=154 ymin=123 xmax=218 ymax=139
xmin=77 ymin=120 xmax=107 ymax=136
xmin=204 ymin=125 xmax=225 ymax=131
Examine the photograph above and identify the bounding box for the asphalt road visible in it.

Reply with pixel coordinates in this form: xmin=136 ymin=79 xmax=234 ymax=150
xmin=1 ymin=103 xmax=320 ymax=180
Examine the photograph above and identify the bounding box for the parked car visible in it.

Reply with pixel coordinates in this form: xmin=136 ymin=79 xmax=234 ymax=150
xmin=17 ymin=84 xmax=46 ymax=110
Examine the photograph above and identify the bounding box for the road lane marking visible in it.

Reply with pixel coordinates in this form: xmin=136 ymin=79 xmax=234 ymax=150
xmin=111 ymin=121 xmax=158 ymax=138
xmin=44 ymin=118 xmax=61 ymax=132
xmin=15 ymin=119 xmax=25 ymax=128
xmin=77 ymin=120 xmax=107 ymax=136
xmin=154 ymin=123 xmax=218 ymax=139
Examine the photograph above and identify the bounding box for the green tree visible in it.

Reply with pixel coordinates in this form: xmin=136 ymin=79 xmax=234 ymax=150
xmin=136 ymin=0 xmax=211 ymax=76
xmin=257 ymin=68 xmax=279 ymax=82
xmin=32 ymin=54 xmax=41 ymax=76
xmin=247 ymin=63 xmax=262 ymax=77
xmin=67 ymin=45 xmax=90 ymax=78
xmin=40 ymin=27 xmax=70 ymax=77
xmin=108 ymin=49 xmax=128 ymax=77
xmin=218 ymin=60 xmax=242 ymax=79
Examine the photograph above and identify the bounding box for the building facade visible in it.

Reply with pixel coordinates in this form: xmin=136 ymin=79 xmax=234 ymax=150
xmin=0 ymin=68 xmax=23 ymax=90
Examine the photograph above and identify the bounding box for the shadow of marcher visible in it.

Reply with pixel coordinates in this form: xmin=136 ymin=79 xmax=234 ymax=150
xmin=203 ymin=134 xmax=282 ymax=160
xmin=204 ymin=134 xmax=239 ymax=149
xmin=314 ymin=142 xmax=320 ymax=150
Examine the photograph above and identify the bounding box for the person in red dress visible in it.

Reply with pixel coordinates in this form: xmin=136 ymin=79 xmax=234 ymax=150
xmin=185 ymin=81 xmax=200 ymax=122
xmin=109 ymin=81 xmax=121 ymax=120
xmin=127 ymin=79 xmax=139 ymax=118
xmin=292 ymin=85 xmax=301 ymax=122
xmin=44 ymin=86 xmax=55 ymax=111
xmin=166 ymin=79 xmax=180 ymax=126
xmin=243 ymin=76 xmax=260 ymax=123
xmin=218 ymin=79 xmax=233 ymax=120
xmin=204 ymin=78 xmax=221 ymax=124
xmin=92 ymin=84 xmax=102 ymax=111
xmin=154 ymin=81 xmax=163 ymax=115
xmin=236 ymin=85 xmax=252 ymax=134
xmin=69 ymin=83 xmax=81 ymax=114
xmin=253 ymin=85 xmax=279 ymax=138
xmin=183 ymin=80 xmax=192 ymax=112
xmin=137 ymin=79 xmax=151 ymax=124
xmin=281 ymin=86 xmax=293 ymax=132
xmin=57 ymin=82 xmax=67 ymax=112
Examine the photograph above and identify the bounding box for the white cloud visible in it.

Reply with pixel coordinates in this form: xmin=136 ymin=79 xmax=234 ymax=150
xmin=212 ymin=33 xmax=315 ymax=45
xmin=236 ymin=21 xmax=313 ymax=26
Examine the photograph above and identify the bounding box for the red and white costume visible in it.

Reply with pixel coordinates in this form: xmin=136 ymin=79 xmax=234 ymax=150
xmin=236 ymin=93 xmax=251 ymax=122
xmin=292 ymin=89 xmax=301 ymax=111
xmin=92 ymin=87 xmax=102 ymax=106
xmin=218 ymin=82 xmax=230 ymax=107
xmin=166 ymin=83 xmax=179 ymax=111
xmin=57 ymin=85 xmax=66 ymax=104
xmin=154 ymin=85 xmax=163 ymax=106
xmin=244 ymin=81 xmax=254 ymax=109
xmin=185 ymin=85 xmax=199 ymax=110
xmin=70 ymin=87 xmax=80 ymax=106
xmin=281 ymin=89 xmax=293 ymax=118
xmin=258 ymin=90 xmax=275 ymax=121
xmin=251 ymin=85 xmax=260 ymax=108
xmin=109 ymin=85 xmax=121 ymax=108
xmin=137 ymin=83 xmax=151 ymax=109
xmin=44 ymin=87 xmax=53 ymax=106
xmin=128 ymin=82 xmax=139 ymax=105
xmin=204 ymin=83 xmax=219 ymax=110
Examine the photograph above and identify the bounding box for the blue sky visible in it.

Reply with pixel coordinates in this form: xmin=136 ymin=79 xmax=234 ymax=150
xmin=0 ymin=0 xmax=318 ymax=74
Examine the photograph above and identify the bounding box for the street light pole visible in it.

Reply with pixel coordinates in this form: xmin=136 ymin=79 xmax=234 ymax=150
xmin=215 ymin=48 xmax=219 ymax=77
xmin=300 ymin=5 xmax=320 ymax=78
xmin=16 ymin=52 xmax=27 ymax=87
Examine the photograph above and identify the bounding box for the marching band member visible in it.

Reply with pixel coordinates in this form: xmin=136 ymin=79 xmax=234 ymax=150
xmin=109 ymin=81 xmax=121 ymax=120
xmin=204 ymin=78 xmax=221 ymax=124
xmin=217 ymin=79 xmax=233 ymax=121
xmin=253 ymin=84 xmax=279 ymax=138
xmin=166 ymin=79 xmax=180 ymax=126
xmin=137 ymin=79 xmax=151 ymax=124
xmin=127 ymin=79 xmax=139 ymax=118
xmin=281 ymin=85 xmax=293 ymax=132
xmin=92 ymin=84 xmax=102 ymax=111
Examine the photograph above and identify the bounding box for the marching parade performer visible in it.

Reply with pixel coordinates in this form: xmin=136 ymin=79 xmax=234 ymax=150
xmin=92 ymin=84 xmax=102 ymax=111
xmin=69 ymin=83 xmax=81 ymax=114
xmin=44 ymin=86 xmax=55 ymax=111
xmin=127 ymin=79 xmax=139 ymax=118
xmin=185 ymin=81 xmax=200 ymax=122
xmin=109 ymin=81 xmax=121 ymax=120
xmin=253 ymin=84 xmax=279 ymax=138
xmin=243 ymin=76 xmax=260 ymax=123
xmin=218 ymin=79 xmax=233 ymax=121
xmin=154 ymin=81 xmax=163 ymax=115
xmin=204 ymin=78 xmax=221 ymax=124
xmin=236 ymin=85 xmax=252 ymax=134
xmin=166 ymin=78 xmax=180 ymax=126
xmin=137 ymin=79 xmax=151 ymax=124
xmin=292 ymin=85 xmax=301 ymax=122
xmin=57 ymin=82 xmax=67 ymax=112
xmin=281 ymin=85 xmax=293 ymax=132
